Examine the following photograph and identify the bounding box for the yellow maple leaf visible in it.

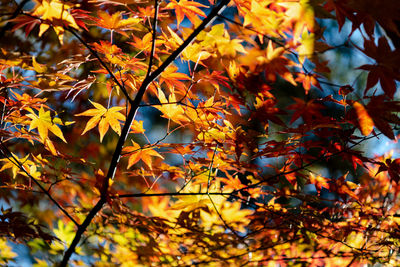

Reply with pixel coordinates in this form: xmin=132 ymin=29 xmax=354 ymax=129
xmin=26 ymin=106 xmax=69 ymax=143
xmin=171 ymin=194 xmax=210 ymax=212
xmin=200 ymin=201 xmax=252 ymax=232
xmin=156 ymin=87 xmax=189 ymax=124
xmin=75 ymin=100 xmax=126 ymax=142
xmin=33 ymin=0 xmax=79 ymax=44
xmin=181 ymin=43 xmax=211 ymax=62
xmin=123 ymin=141 xmax=164 ymax=169
xmin=216 ymin=38 xmax=247 ymax=57
xmin=0 ymin=239 xmax=17 ymax=264
xmin=297 ymin=30 xmax=315 ymax=63
xmin=0 ymin=153 xmax=31 ymax=178
xmin=130 ymin=120 xmax=145 ymax=134
xmin=243 ymin=1 xmax=283 ymax=38
xmin=32 ymin=56 xmax=47 ymax=73
xmin=198 ymin=24 xmax=225 ymax=46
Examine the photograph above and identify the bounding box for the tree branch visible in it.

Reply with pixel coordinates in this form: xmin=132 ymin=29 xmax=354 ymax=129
xmin=60 ymin=0 xmax=230 ymax=265
xmin=0 ymin=141 xmax=79 ymax=226
xmin=233 ymin=133 xmax=380 ymax=194
xmin=0 ymin=0 xmax=29 ymax=39
xmin=116 ymin=191 xmax=231 ymax=198
xmin=145 ymin=0 xmax=159 ymax=79
xmin=67 ymin=28 xmax=134 ymax=104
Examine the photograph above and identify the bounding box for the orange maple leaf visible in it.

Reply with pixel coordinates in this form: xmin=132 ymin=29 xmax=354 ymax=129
xmin=159 ymin=65 xmax=190 ymax=93
xmin=165 ymin=0 xmax=207 ymax=27
xmin=353 ymin=101 xmax=374 ymax=136
xmin=91 ymin=11 xmax=141 ymax=37
xmin=123 ymin=141 xmax=164 ymax=169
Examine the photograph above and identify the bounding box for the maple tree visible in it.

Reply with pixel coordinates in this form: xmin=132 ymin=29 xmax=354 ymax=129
xmin=0 ymin=0 xmax=400 ymax=266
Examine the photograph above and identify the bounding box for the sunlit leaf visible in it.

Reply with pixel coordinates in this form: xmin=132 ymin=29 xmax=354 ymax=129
xmin=75 ymin=100 xmax=125 ymax=142
xmin=353 ymin=101 xmax=374 ymax=136
xmin=26 ymin=106 xmax=70 ymax=143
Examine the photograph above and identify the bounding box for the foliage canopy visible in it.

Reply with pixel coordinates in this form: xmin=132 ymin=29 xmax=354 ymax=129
xmin=0 ymin=0 xmax=400 ymax=266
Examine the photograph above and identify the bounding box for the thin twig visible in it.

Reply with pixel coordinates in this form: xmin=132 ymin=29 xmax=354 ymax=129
xmin=145 ymin=0 xmax=159 ymax=79
xmin=207 ymin=193 xmax=246 ymax=243
xmin=234 ymin=133 xmax=381 ymax=193
xmin=67 ymin=28 xmax=133 ymax=104
xmin=0 ymin=141 xmax=79 ymax=226
xmin=207 ymin=144 xmax=218 ymax=193
xmin=0 ymin=0 xmax=29 ymax=39
xmin=117 ymin=191 xmax=230 ymax=198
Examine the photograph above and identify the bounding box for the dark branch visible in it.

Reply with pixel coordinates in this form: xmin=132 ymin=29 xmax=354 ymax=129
xmin=60 ymin=0 xmax=231 ymax=265
xmin=116 ymin=191 xmax=231 ymax=198
xmin=0 ymin=0 xmax=30 ymax=39
xmin=0 ymin=141 xmax=79 ymax=226
xmin=145 ymin=0 xmax=159 ymax=79
xmin=67 ymin=28 xmax=134 ymax=104
xmin=233 ymin=133 xmax=380 ymax=193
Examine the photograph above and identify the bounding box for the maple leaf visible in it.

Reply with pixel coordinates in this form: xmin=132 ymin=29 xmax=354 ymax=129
xmin=220 ymin=176 xmax=246 ymax=191
xmin=159 ymin=66 xmax=191 ymax=93
xmin=295 ymin=73 xmax=321 ymax=95
xmin=309 ymin=173 xmax=329 ymax=191
xmin=161 ymin=27 xmax=210 ymax=62
xmin=32 ymin=56 xmax=47 ymax=74
xmin=331 ymin=173 xmax=359 ymax=200
xmin=181 ymin=43 xmax=212 ymax=63
xmin=32 ymin=0 xmax=79 ymax=44
xmin=197 ymin=24 xmax=246 ymax=58
xmin=0 ymin=153 xmax=32 ymax=179
xmin=241 ymin=42 xmax=296 ymax=85
xmin=10 ymin=15 xmax=41 ymax=38
xmin=26 ymin=106 xmax=71 ymax=143
xmin=365 ymin=96 xmax=400 ymax=140
xmin=216 ymin=36 xmax=247 ymax=58
xmin=200 ymin=201 xmax=252 ymax=232
xmin=297 ymin=30 xmax=315 ymax=63
xmin=156 ymin=87 xmax=189 ymax=124
xmin=123 ymin=141 xmax=164 ymax=169
xmin=287 ymin=98 xmax=325 ymax=124
xmin=90 ymin=11 xmax=141 ymax=37
xmin=165 ymin=0 xmax=207 ymax=27
xmin=353 ymin=101 xmax=374 ymax=136
xmin=198 ymin=24 xmax=225 ymax=46
xmin=171 ymin=193 xmax=210 ymax=212
xmin=357 ymin=37 xmax=400 ymax=99
xmin=162 ymin=26 xmax=183 ymax=51
xmin=128 ymin=32 xmax=153 ymax=54
xmin=196 ymin=70 xmax=230 ymax=93
xmin=130 ymin=120 xmax=145 ymax=134
xmin=243 ymin=0 xmax=283 ymax=38
xmin=376 ymin=158 xmax=400 ymax=183
xmin=75 ymin=101 xmax=125 ymax=142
